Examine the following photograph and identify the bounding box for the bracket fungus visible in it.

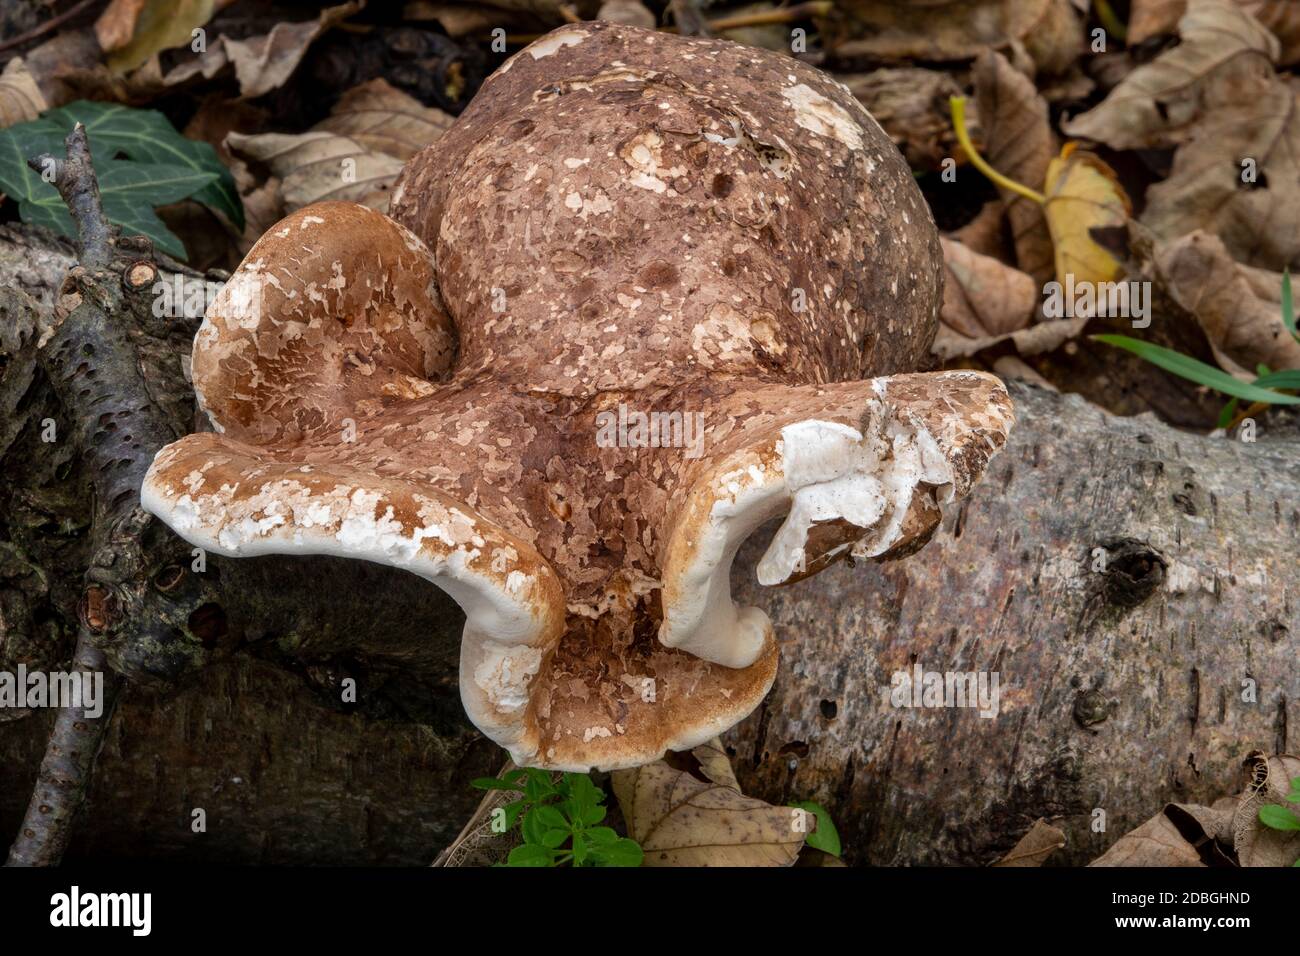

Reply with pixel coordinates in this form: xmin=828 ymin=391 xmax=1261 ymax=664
xmin=141 ymin=22 xmax=1014 ymax=771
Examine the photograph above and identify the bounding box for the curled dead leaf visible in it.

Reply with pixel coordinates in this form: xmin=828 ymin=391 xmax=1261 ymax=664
xmin=940 ymin=237 xmax=1039 ymax=339
xmin=1154 ymin=231 xmax=1300 ymax=375
xmin=316 ymin=78 xmax=453 ymax=162
xmin=164 ymin=1 xmax=363 ymax=100
xmin=1141 ymin=73 xmax=1300 ymax=271
xmin=1233 ymin=752 xmax=1300 ymax=867
xmin=993 ymin=818 xmax=1066 ymax=866
xmin=932 ymin=315 xmax=1089 ymax=361
xmin=972 ymin=50 xmax=1055 ymax=284
xmin=1090 ymin=803 xmax=1234 ymax=866
xmin=0 ymin=58 xmax=47 ymax=129
xmin=1063 ymin=0 xmax=1278 ymax=150
xmin=1131 ymin=0 xmax=1300 ymax=63
xmin=227 ymin=130 xmax=403 ymax=213
xmin=101 ymin=0 xmax=218 ymax=75
xmin=610 ymin=739 xmax=806 ymax=867
xmin=1043 ymin=144 xmax=1131 ymax=287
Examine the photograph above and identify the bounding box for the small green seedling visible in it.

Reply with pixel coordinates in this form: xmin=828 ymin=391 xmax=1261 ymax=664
xmin=472 ymin=768 xmax=643 ymax=867
xmin=1257 ymin=775 xmax=1300 ymax=867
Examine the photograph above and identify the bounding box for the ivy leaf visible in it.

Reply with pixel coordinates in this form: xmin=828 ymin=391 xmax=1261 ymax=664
xmin=0 ymin=129 xmax=215 ymax=259
xmin=30 ymin=101 xmax=243 ymax=230
xmin=539 ymin=828 xmax=570 ymax=849
xmin=520 ymin=808 xmax=550 ymax=846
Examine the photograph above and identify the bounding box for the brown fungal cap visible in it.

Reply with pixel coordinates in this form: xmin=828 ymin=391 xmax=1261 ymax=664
xmin=143 ymin=22 xmax=1014 ymax=772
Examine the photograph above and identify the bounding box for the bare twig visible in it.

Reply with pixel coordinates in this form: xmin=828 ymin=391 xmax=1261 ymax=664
xmin=6 ymin=633 xmax=123 ymax=866
xmin=6 ymin=116 xmax=190 ymax=867
xmin=27 ymin=124 xmax=112 ymax=270
xmin=0 ymin=0 xmax=101 ymax=56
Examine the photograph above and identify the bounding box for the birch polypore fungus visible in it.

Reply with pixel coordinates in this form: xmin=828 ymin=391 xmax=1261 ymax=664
xmin=141 ymin=22 xmax=1014 ymax=771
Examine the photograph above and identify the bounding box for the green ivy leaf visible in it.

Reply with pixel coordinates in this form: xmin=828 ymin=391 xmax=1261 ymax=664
xmin=1093 ymin=335 xmax=1300 ymax=406
xmin=33 ymin=101 xmax=243 ymax=229
xmin=521 ymin=808 xmax=550 ymax=846
xmin=539 ymin=828 xmax=570 ymax=849
xmin=1258 ymin=805 xmax=1300 ymax=831
xmin=789 ymin=800 xmax=842 ymax=857
xmin=584 ymin=826 xmax=620 ymax=846
xmin=0 ymin=131 xmax=215 ymax=260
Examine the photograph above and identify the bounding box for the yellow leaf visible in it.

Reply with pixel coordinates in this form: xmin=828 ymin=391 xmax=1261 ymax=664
xmin=1043 ymin=143 xmax=1131 ymax=287
xmin=105 ymin=0 xmax=216 ymax=75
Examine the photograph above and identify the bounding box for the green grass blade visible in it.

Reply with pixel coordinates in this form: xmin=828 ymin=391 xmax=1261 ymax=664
xmin=1093 ymin=335 xmax=1300 ymax=406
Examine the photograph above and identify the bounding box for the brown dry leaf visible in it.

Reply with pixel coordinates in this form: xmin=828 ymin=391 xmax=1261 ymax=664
xmin=841 ymin=68 xmax=965 ymax=170
xmin=95 ymin=0 xmax=147 ymax=52
xmin=940 ymin=237 xmax=1038 ymax=339
xmin=1064 ymin=0 xmax=1278 ymax=149
xmin=1233 ymin=752 xmax=1300 ymax=867
xmin=932 ymin=315 xmax=1089 ymax=360
xmin=235 ymin=177 xmax=284 ymax=256
xmin=1142 ymin=74 xmax=1300 ymax=271
xmin=950 ymin=199 xmax=1009 ymax=260
xmin=1154 ymin=231 xmax=1300 ymax=374
xmin=832 ymin=0 xmax=1079 ymax=74
xmin=994 ymin=818 xmax=1066 ymax=866
xmin=1043 ymin=144 xmax=1131 ymax=287
xmin=973 ymin=50 xmax=1055 ymax=284
xmin=1090 ymin=804 xmax=1231 ymax=866
xmin=316 ymin=79 xmax=453 ymax=162
xmin=164 ymin=1 xmax=362 ymax=99
xmin=226 ymin=130 xmax=403 ymax=213
xmin=1132 ymin=1 xmax=1300 ymax=62
xmin=403 ymin=2 xmax=501 ymax=39
xmin=103 ymin=0 xmax=217 ymax=74
xmin=0 ymin=58 xmax=47 ymax=128
xmin=610 ymin=738 xmax=805 ymax=867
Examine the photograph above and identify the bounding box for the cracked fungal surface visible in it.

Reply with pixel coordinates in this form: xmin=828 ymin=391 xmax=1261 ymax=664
xmin=143 ymin=21 xmax=1014 ymax=771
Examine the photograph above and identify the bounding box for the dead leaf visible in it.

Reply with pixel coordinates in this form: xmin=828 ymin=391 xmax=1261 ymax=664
xmin=235 ymin=176 xmax=284 ymax=256
xmin=994 ymin=818 xmax=1066 ymax=866
xmin=94 ymin=0 xmax=147 ymax=53
xmin=841 ymin=68 xmax=966 ymax=170
xmin=1141 ymin=73 xmax=1300 ymax=271
xmin=1043 ymin=144 xmax=1131 ymax=287
xmin=940 ymin=237 xmax=1039 ymax=339
xmin=973 ymin=50 xmax=1055 ymax=284
xmin=1234 ymin=752 xmax=1300 ymax=867
xmin=0 ymin=58 xmax=47 ymax=129
xmin=949 ymin=199 xmax=1009 ymax=260
xmin=1090 ymin=803 xmax=1232 ymax=866
xmin=932 ymin=315 xmax=1089 ymax=360
xmin=164 ymin=1 xmax=362 ymax=100
xmin=316 ymin=79 xmax=453 ymax=162
xmin=226 ymin=130 xmax=403 ymax=213
xmin=1131 ymin=0 xmax=1300 ymax=63
xmin=611 ymin=739 xmax=805 ymax=867
xmin=102 ymin=0 xmax=217 ymax=74
xmin=1064 ymin=0 xmax=1278 ymax=149
xmin=833 ymin=0 xmax=1077 ymax=74
xmin=1154 ymin=231 xmax=1300 ymax=375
